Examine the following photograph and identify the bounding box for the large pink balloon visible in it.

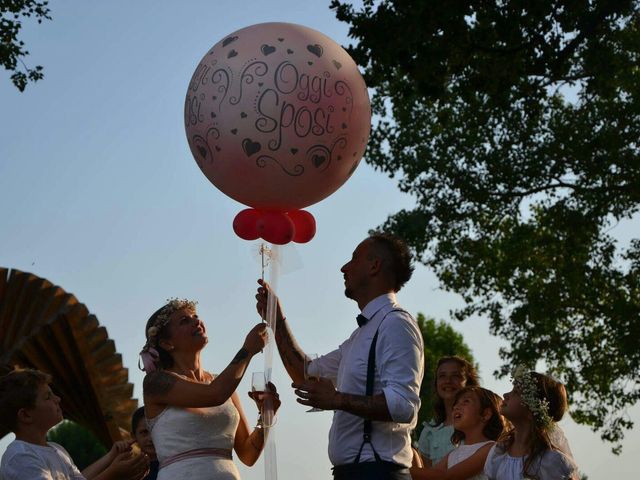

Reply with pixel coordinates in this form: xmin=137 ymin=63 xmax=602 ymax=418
xmin=185 ymin=22 xmax=371 ymax=211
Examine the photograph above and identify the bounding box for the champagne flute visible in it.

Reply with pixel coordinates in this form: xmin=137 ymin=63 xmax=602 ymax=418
xmin=252 ymin=371 xmax=276 ymax=427
xmin=304 ymin=354 xmax=322 ymax=412
xmin=251 ymin=371 xmax=266 ymax=402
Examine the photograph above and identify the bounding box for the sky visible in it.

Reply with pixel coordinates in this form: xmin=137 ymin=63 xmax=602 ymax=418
xmin=1 ymin=1 xmax=638 ymax=479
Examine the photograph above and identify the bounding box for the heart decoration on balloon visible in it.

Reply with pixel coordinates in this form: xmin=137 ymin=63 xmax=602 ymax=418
xmin=185 ymin=22 xmax=371 ymax=244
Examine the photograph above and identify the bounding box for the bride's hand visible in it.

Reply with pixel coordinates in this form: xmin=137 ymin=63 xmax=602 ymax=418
xmin=248 ymin=381 xmax=281 ymax=414
xmin=243 ymin=322 xmax=268 ymax=356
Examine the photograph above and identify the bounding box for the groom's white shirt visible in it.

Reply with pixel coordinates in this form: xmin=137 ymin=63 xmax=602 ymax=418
xmin=309 ymin=293 xmax=424 ymax=467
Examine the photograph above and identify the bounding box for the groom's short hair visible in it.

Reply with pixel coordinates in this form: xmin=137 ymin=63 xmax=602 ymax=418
xmin=368 ymin=233 xmax=414 ymax=292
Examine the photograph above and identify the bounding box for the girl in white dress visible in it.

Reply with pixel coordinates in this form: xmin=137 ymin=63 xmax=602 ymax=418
xmin=139 ymin=299 xmax=280 ymax=480
xmin=484 ymin=369 xmax=578 ymax=480
xmin=410 ymin=386 xmax=506 ymax=480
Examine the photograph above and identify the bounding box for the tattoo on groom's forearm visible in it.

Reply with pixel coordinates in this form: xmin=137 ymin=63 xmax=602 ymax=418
xmin=284 ymin=332 xmax=304 ymax=364
xmin=345 ymin=395 xmax=374 ymax=410
xmin=339 ymin=393 xmax=393 ymax=421
xmin=275 ymin=321 xmax=304 ymax=366
xmin=231 ymin=348 xmax=249 ymax=364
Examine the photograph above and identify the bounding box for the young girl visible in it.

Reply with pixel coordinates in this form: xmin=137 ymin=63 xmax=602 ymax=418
xmin=484 ymin=369 xmax=578 ymax=480
xmin=417 ymin=356 xmax=480 ymax=466
xmin=411 ymin=386 xmax=506 ymax=480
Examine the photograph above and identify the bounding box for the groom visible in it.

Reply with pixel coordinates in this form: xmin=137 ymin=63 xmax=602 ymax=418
xmin=256 ymin=233 xmax=424 ymax=479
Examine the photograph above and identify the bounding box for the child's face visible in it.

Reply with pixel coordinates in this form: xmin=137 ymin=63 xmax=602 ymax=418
xmin=501 ymin=386 xmax=530 ymax=421
xmin=436 ymin=361 xmax=466 ymax=402
xmin=134 ymin=420 xmax=156 ymax=458
xmin=452 ymin=391 xmax=486 ymax=432
xmin=23 ymin=383 xmax=63 ymax=431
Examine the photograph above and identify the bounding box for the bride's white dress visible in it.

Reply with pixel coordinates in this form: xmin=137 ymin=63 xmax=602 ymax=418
xmin=148 ymin=397 xmax=241 ymax=480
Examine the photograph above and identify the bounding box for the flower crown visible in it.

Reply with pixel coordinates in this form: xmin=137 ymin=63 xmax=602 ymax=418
xmin=139 ymin=298 xmax=198 ymax=373
xmin=145 ymin=298 xmax=198 ymax=342
xmin=512 ymin=366 xmax=553 ymax=428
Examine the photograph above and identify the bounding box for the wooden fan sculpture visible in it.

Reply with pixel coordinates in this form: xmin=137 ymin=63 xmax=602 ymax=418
xmin=0 ymin=267 xmax=137 ymax=447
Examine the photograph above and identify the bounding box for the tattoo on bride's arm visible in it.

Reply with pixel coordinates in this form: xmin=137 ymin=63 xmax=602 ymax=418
xmin=231 ymin=348 xmax=249 ymax=364
xmin=143 ymin=371 xmax=177 ymax=397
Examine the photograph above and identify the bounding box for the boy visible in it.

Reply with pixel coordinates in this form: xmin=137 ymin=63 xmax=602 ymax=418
xmin=131 ymin=407 xmax=158 ymax=480
xmin=0 ymin=368 xmax=148 ymax=480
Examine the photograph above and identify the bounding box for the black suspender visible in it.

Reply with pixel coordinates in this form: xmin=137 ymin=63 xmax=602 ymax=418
xmin=353 ymin=308 xmax=407 ymax=464
xmin=353 ymin=326 xmax=382 ymax=464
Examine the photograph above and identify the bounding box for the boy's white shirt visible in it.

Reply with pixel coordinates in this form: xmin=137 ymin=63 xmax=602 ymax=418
xmin=0 ymin=439 xmax=85 ymax=480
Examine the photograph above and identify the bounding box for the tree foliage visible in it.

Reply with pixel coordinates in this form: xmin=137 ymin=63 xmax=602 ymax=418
xmin=1 ymin=0 xmax=51 ymax=91
xmin=332 ymin=0 xmax=640 ymax=451
xmin=47 ymin=420 xmax=107 ymax=470
xmin=415 ymin=313 xmax=476 ymax=436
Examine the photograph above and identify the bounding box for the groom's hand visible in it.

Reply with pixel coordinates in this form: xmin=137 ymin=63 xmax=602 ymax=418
xmin=292 ymin=377 xmax=340 ymax=410
xmin=255 ymin=279 xmax=285 ymax=321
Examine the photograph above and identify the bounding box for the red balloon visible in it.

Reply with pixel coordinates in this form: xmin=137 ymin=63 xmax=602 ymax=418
xmin=233 ymin=209 xmax=262 ymax=240
xmin=257 ymin=211 xmax=294 ymax=245
xmin=288 ymin=210 xmax=316 ymax=243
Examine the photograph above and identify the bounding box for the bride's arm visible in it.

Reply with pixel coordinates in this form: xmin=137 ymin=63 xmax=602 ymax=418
xmin=231 ymin=392 xmax=264 ymax=466
xmin=143 ymin=323 xmax=267 ymax=409
xmin=232 ymin=382 xmax=281 ymax=466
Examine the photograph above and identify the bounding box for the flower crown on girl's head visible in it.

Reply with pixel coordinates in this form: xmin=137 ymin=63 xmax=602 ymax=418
xmin=139 ymin=298 xmax=198 ymax=373
xmin=512 ymin=366 xmax=553 ymax=428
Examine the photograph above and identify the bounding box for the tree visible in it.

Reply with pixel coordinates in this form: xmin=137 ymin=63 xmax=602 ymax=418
xmin=331 ymin=0 xmax=640 ymax=452
xmin=415 ymin=313 xmax=476 ymax=437
xmin=47 ymin=420 xmax=107 ymax=470
xmin=1 ymin=0 xmax=51 ymax=91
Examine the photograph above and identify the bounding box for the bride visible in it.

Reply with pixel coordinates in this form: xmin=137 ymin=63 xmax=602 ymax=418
xmin=139 ymin=298 xmax=280 ymax=479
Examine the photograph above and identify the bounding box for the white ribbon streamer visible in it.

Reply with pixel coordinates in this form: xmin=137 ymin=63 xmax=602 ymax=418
xmin=262 ymin=243 xmax=280 ymax=480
